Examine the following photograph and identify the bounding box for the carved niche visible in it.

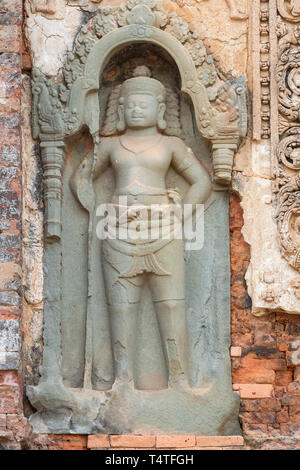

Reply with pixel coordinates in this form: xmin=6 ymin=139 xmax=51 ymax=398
xmin=27 ymin=0 xmax=247 ymax=435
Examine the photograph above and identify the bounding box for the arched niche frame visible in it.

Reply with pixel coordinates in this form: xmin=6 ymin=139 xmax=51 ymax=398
xmin=28 ymin=1 xmax=247 ymax=414
xmin=32 ymin=0 xmax=247 ymax=241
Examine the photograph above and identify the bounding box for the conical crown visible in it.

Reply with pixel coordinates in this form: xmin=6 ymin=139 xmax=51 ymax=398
xmin=120 ymin=66 xmax=166 ymax=102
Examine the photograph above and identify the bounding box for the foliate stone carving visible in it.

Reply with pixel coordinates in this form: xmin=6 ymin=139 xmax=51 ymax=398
xmin=278 ymin=0 xmax=300 ymax=22
xmin=273 ymin=7 xmax=300 ymax=273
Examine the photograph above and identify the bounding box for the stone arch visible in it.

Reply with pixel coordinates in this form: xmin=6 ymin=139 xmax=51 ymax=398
xmin=69 ymin=25 xmax=213 ymax=140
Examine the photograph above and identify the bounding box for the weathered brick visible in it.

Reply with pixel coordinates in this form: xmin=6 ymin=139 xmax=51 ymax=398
xmin=6 ymin=414 xmax=28 ymax=434
xmin=0 ymin=69 xmax=21 ymax=99
xmin=196 ymin=436 xmax=244 ymax=447
xmin=0 ymin=371 xmax=19 ymax=385
xmin=0 ymin=1 xmax=22 ymax=15
xmin=0 ymin=167 xmax=18 ymax=190
xmin=0 ymin=319 xmax=20 ymax=351
xmin=0 ymin=25 xmax=21 ymax=53
xmin=110 ymin=435 xmax=156 ymax=448
xmin=0 ymin=352 xmax=19 ymax=370
xmin=240 ymin=412 xmax=276 ymax=426
xmin=0 ymin=385 xmax=20 ymax=413
xmin=0 ymin=144 xmax=19 ymax=166
xmin=0 ymin=291 xmax=19 ymax=307
xmin=0 ymin=13 xmax=22 ymax=26
xmin=232 ymin=368 xmax=275 ymax=384
xmin=156 ymin=435 xmax=195 ymax=448
xmin=0 ymin=413 xmax=6 ymax=429
xmin=233 ymin=384 xmax=273 ymax=399
xmin=48 ymin=435 xmax=88 ymax=450
xmin=275 ymin=370 xmax=293 ymax=386
xmin=0 ymin=191 xmax=20 ymax=220
xmin=87 ymin=434 xmax=109 ymax=449
xmin=276 ymin=408 xmax=289 ymax=424
xmin=0 ymin=53 xmax=20 ymax=69
xmin=241 ymin=354 xmax=287 ymax=371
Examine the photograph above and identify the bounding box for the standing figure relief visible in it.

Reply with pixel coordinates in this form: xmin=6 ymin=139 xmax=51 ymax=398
xmin=75 ymin=66 xmax=212 ymax=390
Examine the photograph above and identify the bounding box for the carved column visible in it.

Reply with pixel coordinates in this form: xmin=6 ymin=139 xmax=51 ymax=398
xmin=40 ymin=141 xmax=65 ymax=242
xmin=212 ymin=140 xmax=238 ymax=185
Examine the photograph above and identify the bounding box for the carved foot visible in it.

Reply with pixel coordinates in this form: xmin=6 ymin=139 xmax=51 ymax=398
xmin=27 ymin=378 xmax=74 ymax=412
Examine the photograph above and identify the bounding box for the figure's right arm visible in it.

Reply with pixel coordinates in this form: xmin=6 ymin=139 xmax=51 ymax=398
xmin=92 ymin=138 xmax=111 ymax=181
xmin=70 ymin=138 xmax=111 ymax=212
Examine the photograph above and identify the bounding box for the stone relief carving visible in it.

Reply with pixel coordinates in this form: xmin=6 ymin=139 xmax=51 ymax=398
xmin=259 ymin=270 xmax=279 ymax=303
xmin=251 ymin=0 xmax=271 ymax=141
xmin=175 ymin=0 xmax=248 ymax=21
xmin=29 ymin=0 xmax=102 ymax=19
xmin=27 ymin=0 xmax=246 ymax=434
xmin=278 ymin=0 xmax=300 ymax=22
xmin=74 ymin=65 xmax=212 ymax=389
xmin=273 ymin=12 xmax=300 ymax=272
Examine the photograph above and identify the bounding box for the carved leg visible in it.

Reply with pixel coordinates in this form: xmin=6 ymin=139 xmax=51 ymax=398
xmin=109 ymin=301 xmax=140 ymax=385
xmin=154 ymin=300 xmax=188 ymax=387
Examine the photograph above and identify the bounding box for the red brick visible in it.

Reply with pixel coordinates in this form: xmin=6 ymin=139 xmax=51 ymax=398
xmin=196 ymin=436 xmax=244 ymax=447
xmin=0 ymin=371 xmax=19 ymax=385
xmin=232 ymin=368 xmax=275 ymax=384
xmin=276 ymin=408 xmax=289 ymax=424
xmin=48 ymin=435 xmax=88 ymax=450
xmin=275 ymin=371 xmax=293 ymax=386
xmin=0 ymin=385 xmax=20 ymax=413
xmin=110 ymin=435 xmax=155 ymax=448
xmin=0 ymin=413 xmax=6 ymax=429
xmin=240 ymin=412 xmax=276 ymax=425
xmin=87 ymin=434 xmax=109 ymax=449
xmin=241 ymin=354 xmax=287 ymax=371
xmin=156 ymin=435 xmax=196 ymax=448
xmin=233 ymin=384 xmax=273 ymax=398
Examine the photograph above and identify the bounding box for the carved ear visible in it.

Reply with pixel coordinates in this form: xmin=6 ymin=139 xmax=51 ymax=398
xmin=158 ymin=103 xmax=167 ymax=131
xmin=117 ymin=104 xmax=126 ymax=133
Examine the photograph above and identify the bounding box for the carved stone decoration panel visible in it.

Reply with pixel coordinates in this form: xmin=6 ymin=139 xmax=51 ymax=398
xmin=272 ymin=0 xmax=300 ymax=272
xmin=26 ymin=0 xmax=247 ymax=435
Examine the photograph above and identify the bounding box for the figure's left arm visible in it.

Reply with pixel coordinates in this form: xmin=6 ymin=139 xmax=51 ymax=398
xmin=171 ymin=138 xmax=212 ymax=206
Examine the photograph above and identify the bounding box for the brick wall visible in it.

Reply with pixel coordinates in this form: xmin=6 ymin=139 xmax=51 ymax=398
xmin=230 ymin=193 xmax=300 ymax=450
xmin=0 ymin=0 xmax=25 ymax=448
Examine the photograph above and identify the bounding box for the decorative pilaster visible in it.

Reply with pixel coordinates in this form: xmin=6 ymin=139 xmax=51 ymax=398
xmin=40 ymin=142 xmax=65 ymax=242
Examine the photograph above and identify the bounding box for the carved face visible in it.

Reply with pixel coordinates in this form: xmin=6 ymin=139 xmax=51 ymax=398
xmin=122 ymin=93 xmax=165 ymax=130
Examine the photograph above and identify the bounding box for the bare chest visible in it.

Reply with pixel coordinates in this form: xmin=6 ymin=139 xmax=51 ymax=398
xmin=110 ymin=138 xmax=172 ymax=173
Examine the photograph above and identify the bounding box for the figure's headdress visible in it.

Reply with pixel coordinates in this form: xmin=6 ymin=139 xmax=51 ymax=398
xmin=119 ymin=66 xmax=166 ymax=103
xmin=101 ymin=66 xmax=182 ymax=136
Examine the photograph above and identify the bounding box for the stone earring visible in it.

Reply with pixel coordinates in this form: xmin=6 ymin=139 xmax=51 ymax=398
xmin=158 ymin=118 xmax=167 ymax=131
xmin=158 ymin=103 xmax=167 ymax=131
xmin=117 ymin=104 xmax=126 ymax=133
